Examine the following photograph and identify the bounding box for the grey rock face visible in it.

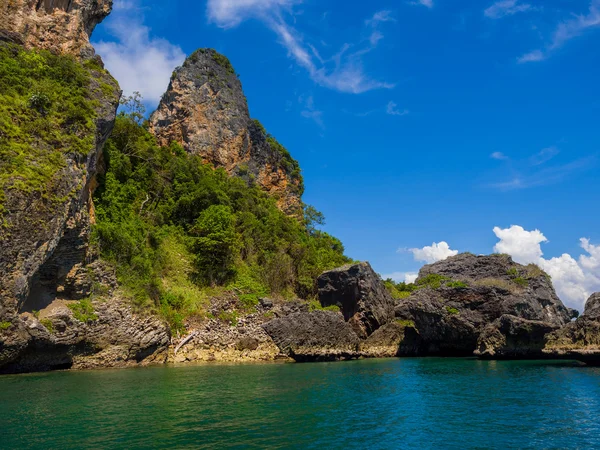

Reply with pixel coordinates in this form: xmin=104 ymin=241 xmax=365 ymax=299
xmin=0 ymin=295 xmax=170 ymax=374
xmin=318 ymin=262 xmax=395 ymax=338
xmin=475 ymin=315 xmax=558 ymax=359
xmin=149 ymin=49 xmax=303 ymax=214
xmin=544 ymin=293 xmax=600 ymax=366
xmin=262 ymin=310 xmax=361 ymax=362
xmin=360 ymin=322 xmax=421 ymax=358
xmin=396 ymin=253 xmax=572 ymax=356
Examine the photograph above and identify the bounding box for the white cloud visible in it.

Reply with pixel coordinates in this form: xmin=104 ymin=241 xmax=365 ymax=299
xmin=493 ymin=225 xmax=547 ymax=264
xmin=484 ymin=0 xmax=532 ymax=19
xmin=519 ymin=0 xmax=600 ymax=63
xmin=490 ymin=151 xmax=508 ymax=160
xmin=517 ymin=49 xmax=546 ymax=63
xmin=530 ymin=146 xmax=559 ymax=165
xmin=386 ymin=101 xmax=409 ymax=116
xmin=93 ymin=1 xmax=185 ymax=105
xmin=411 ymin=242 xmax=459 ymax=264
xmin=409 ymin=0 xmax=434 ymax=9
xmin=493 ymin=226 xmax=600 ymax=311
xmin=207 ymin=1 xmax=394 ymax=94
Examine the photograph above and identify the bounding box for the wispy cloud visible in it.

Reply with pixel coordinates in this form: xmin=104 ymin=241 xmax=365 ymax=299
xmin=409 ymin=0 xmax=434 ymax=9
xmin=93 ymin=0 xmax=185 ymax=105
xmin=530 ymin=146 xmax=559 ymax=165
xmin=518 ymin=0 xmax=600 ymax=63
xmin=298 ymin=94 xmax=324 ymax=128
xmin=207 ymin=0 xmax=395 ymax=94
xmin=484 ymin=0 xmax=532 ymax=20
xmin=386 ymin=101 xmax=409 ymax=116
xmin=488 ymin=150 xmax=595 ymax=191
xmin=490 ymin=151 xmax=509 ymax=160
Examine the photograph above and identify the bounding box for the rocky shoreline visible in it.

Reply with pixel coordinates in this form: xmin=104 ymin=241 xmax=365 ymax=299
xmin=1 ymin=1 xmax=599 ymax=375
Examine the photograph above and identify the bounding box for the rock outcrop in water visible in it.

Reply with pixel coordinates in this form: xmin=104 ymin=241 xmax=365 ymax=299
xmin=543 ymin=293 xmax=600 ymax=365
xmin=149 ymin=49 xmax=304 ymax=215
xmin=318 ymin=262 xmax=395 ymax=338
xmin=395 ymin=253 xmax=573 ymax=357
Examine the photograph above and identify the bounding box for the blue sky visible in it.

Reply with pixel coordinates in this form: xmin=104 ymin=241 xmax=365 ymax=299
xmin=92 ymin=0 xmax=600 ymax=310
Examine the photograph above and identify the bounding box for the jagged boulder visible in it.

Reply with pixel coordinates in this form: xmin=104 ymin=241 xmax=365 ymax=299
xmin=396 ymin=253 xmax=572 ymax=356
xmin=475 ymin=315 xmax=558 ymax=359
xmin=262 ymin=310 xmax=361 ymax=362
xmin=544 ymin=293 xmax=600 ymax=366
xmin=0 ymin=296 xmax=170 ymax=374
xmin=360 ymin=321 xmax=422 ymax=358
xmin=318 ymin=262 xmax=395 ymax=338
xmin=149 ymin=48 xmax=303 ymax=214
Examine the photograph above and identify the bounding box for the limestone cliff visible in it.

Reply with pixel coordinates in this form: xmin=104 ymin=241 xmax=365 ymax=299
xmin=0 ymin=0 xmax=111 ymax=58
xmin=0 ymin=0 xmax=171 ymax=373
xmin=149 ymin=49 xmax=303 ymax=215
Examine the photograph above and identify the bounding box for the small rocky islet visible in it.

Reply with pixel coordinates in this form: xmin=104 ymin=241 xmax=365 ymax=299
xmin=0 ymin=0 xmax=599 ymax=374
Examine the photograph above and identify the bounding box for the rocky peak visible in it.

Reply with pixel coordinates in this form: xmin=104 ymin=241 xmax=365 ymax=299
xmin=584 ymin=293 xmax=600 ymax=319
xmin=149 ymin=48 xmax=303 ymax=215
xmin=0 ymin=0 xmax=112 ymax=58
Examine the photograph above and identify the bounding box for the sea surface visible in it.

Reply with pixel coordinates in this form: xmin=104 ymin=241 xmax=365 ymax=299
xmin=1 ymin=358 xmax=599 ymax=449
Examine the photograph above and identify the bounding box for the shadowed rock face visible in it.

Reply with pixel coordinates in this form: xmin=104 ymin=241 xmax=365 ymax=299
xmin=544 ymin=293 xmax=600 ymax=366
xmin=318 ymin=262 xmax=395 ymax=338
xmin=262 ymin=310 xmax=361 ymax=362
xmin=396 ymin=253 xmax=572 ymax=356
xmin=0 ymin=0 xmax=112 ymax=58
xmin=148 ymin=49 xmax=303 ymax=215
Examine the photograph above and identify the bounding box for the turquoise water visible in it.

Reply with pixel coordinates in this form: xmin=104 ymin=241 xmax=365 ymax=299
xmin=1 ymin=359 xmax=599 ymax=449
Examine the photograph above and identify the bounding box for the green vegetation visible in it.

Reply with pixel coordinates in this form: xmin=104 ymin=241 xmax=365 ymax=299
xmin=211 ymin=52 xmax=236 ymax=76
xmin=0 ymin=321 xmax=11 ymax=331
xmin=308 ymin=299 xmax=341 ymax=312
xmin=396 ymin=319 xmax=416 ymax=328
xmin=40 ymin=319 xmax=55 ymax=333
xmin=385 ymin=274 xmax=469 ymax=298
xmin=93 ymin=106 xmax=350 ymax=330
xmin=68 ymin=299 xmax=99 ymax=323
xmin=384 ymin=279 xmax=416 ymax=299
xmin=474 ymin=278 xmax=521 ymax=293
xmin=0 ymin=43 xmax=102 ymax=223
xmin=446 ymin=307 xmax=460 ymax=315
xmin=415 ymin=274 xmax=452 ymax=289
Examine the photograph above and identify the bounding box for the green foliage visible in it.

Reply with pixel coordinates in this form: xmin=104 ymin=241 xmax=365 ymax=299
xmin=68 ymin=299 xmax=98 ymax=323
xmin=513 ymin=277 xmax=529 ymax=287
xmin=308 ymin=299 xmax=341 ymax=312
xmin=446 ymin=307 xmax=460 ymax=315
xmin=0 ymin=43 xmax=100 ymax=222
xmin=506 ymin=266 xmax=530 ymax=287
xmin=211 ymin=52 xmax=236 ymax=75
xmin=447 ymin=280 xmax=469 ymax=288
xmin=396 ymin=319 xmax=416 ymax=328
xmin=0 ymin=321 xmax=11 ymax=331
xmin=506 ymin=267 xmax=519 ymax=278
xmin=40 ymin=319 xmax=55 ymax=333
xmin=415 ymin=274 xmax=452 ymax=290
xmin=192 ymin=205 xmax=239 ymax=285
xmin=218 ymin=310 xmax=239 ymax=326
xmin=384 ymin=279 xmax=416 ymax=299
xmin=93 ymin=112 xmax=350 ymax=329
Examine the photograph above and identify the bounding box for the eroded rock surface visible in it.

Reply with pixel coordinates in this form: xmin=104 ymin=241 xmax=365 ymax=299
xmin=149 ymin=49 xmax=303 ymax=214
xmin=318 ymin=262 xmax=395 ymax=338
xmin=0 ymin=0 xmax=112 ymax=58
xmin=544 ymin=293 xmax=600 ymax=365
xmin=396 ymin=254 xmax=572 ymax=356
xmin=262 ymin=310 xmax=361 ymax=362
